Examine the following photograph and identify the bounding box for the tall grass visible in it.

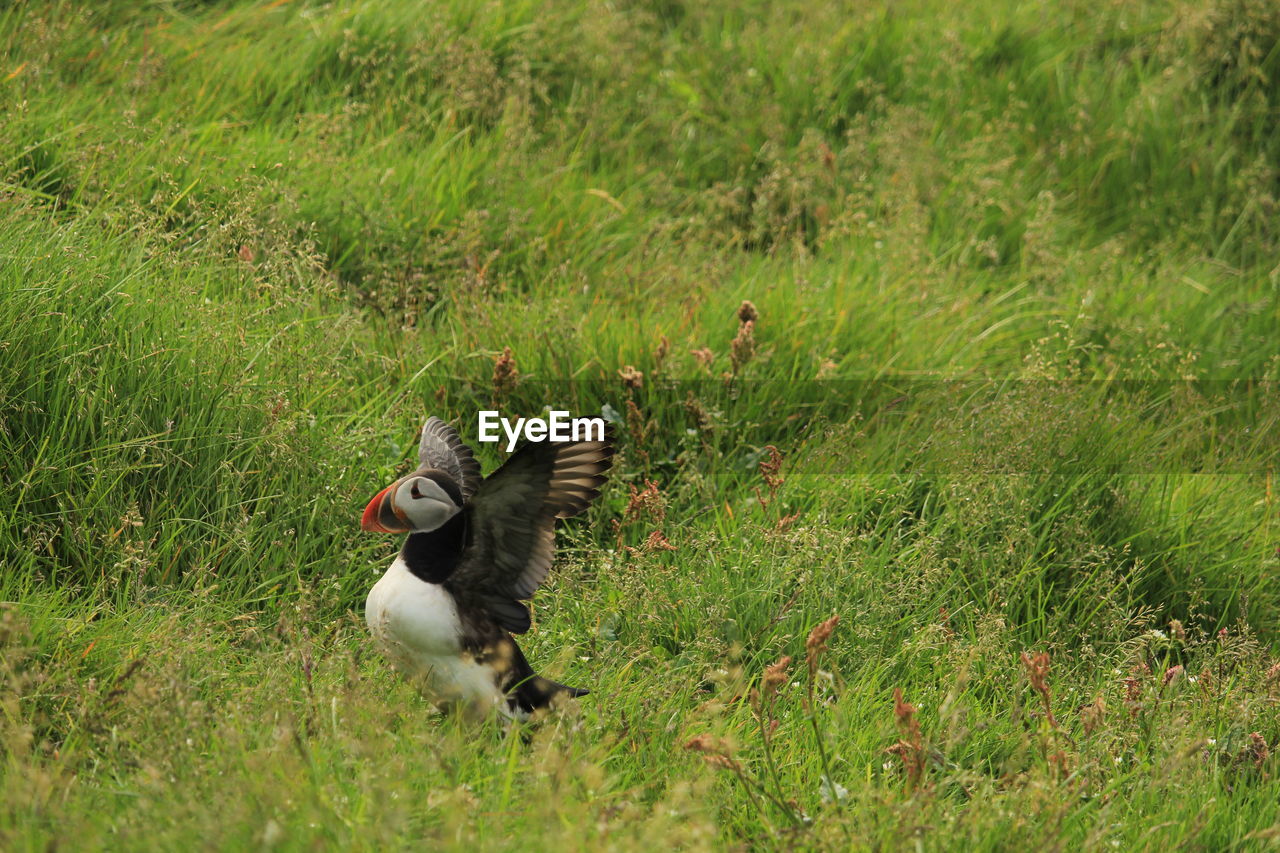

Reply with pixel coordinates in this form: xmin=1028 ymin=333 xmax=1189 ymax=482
xmin=1 ymin=0 xmax=1278 ymax=848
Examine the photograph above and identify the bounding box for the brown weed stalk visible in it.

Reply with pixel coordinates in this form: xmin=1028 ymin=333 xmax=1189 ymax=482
xmin=886 ymin=688 xmax=926 ymax=791
xmin=755 ymin=445 xmax=799 ymax=531
xmin=731 ymin=320 xmax=755 ymax=375
xmin=1020 ymin=651 xmax=1070 ymax=777
xmin=1020 ymin=651 xmax=1059 ymax=729
xmin=612 ymin=479 xmax=666 ymax=550
xmin=624 ymin=398 xmax=653 ymax=473
xmin=1080 ymin=695 xmax=1106 ymax=735
xmin=491 ymin=346 xmax=518 ymax=399
xmin=755 ymin=445 xmax=783 ymax=510
xmin=1242 ymin=732 xmax=1270 ymax=770
xmin=683 ymin=733 xmax=801 ymax=829
xmin=618 ymin=364 xmax=643 ymax=391
xmin=748 ymin=655 xmax=802 ymax=825
xmin=653 ymin=335 xmax=669 ymax=373
xmin=730 ymin=300 xmax=759 ymax=376
xmin=803 ymin=615 xmax=841 ymax=806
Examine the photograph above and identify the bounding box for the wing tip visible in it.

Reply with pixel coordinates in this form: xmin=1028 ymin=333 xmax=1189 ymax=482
xmin=547 ymin=431 xmax=614 ymax=517
xmin=420 ymin=415 xmax=481 ymax=499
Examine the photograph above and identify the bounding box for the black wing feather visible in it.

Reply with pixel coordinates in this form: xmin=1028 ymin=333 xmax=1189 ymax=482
xmin=448 ymin=432 xmax=612 ymax=634
xmin=418 ymin=416 xmax=482 ymax=500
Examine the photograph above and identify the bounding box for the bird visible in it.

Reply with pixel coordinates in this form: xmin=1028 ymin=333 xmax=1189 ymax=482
xmin=360 ymin=415 xmax=613 ymax=720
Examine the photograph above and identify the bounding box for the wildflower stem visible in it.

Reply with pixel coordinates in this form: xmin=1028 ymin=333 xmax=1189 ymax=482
xmin=754 ymin=704 xmax=800 ymax=825
xmin=731 ymin=760 xmax=803 ymax=829
xmin=726 ymin=762 xmax=768 ymax=822
xmin=805 ymin=677 xmax=840 ymax=809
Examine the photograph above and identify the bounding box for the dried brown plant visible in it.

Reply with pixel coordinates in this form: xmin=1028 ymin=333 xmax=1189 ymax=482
xmin=761 ymin=655 xmax=791 ymax=700
xmin=1080 ymin=695 xmax=1106 ymax=735
xmin=492 ymin=346 xmax=518 ymax=396
xmin=1020 ymin=651 xmax=1059 ymax=729
xmin=626 ymin=529 xmax=677 ymax=556
xmin=1243 ymin=732 xmax=1270 ymax=770
xmin=755 ymin=445 xmax=785 ymax=512
xmin=749 ymin=654 xmax=795 ymax=821
xmin=683 ymin=732 xmax=799 ymax=827
xmin=623 ymin=479 xmax=665 ymax=524
xmin=683 ymin=391 xmax=712 ymax=433
xmin=618 ymin=364 xmax=643 ymax=390
xmin=614 ymin=479 xmax=667 ymax=551
xmin=653 ymin=335 xmax=669 ymax=370
xmin=1124 ymin=676 xmax=1144 ymax=716
xmin=806 ymin=615 xmax=839 ymax=679
xmin=730 ymin=319 xmax=755 ymax=374
xmin=887 ymin=687 xmax=926 ymax=790
xmin=625 ymin=398 xmax=649 ymax=445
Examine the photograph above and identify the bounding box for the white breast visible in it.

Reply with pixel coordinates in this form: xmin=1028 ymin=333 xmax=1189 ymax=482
xmin=365 ymin=557 xmax=508 ymax=717
xmin=366 ymin=557 xmax=463 ymax=654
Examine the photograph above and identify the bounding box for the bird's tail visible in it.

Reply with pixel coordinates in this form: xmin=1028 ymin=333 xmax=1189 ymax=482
xmin=540 ymin=677 xmax=589 ymax=699
xmin=512 ymin=674 xmax=588 ymax=714
xmin=502 ymin=634 xmax=590 ymax=714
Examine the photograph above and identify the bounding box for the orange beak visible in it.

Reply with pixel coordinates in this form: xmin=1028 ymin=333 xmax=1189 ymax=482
xmin=361 ymin=484 xmax=406 ymax=533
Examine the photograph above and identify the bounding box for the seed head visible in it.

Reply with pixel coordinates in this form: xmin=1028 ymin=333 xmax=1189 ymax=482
xmin=758 ymin=445 xmax=784 ymax=491
xmin=618 ymin=365 xmax=643 ymax=390
xmin=730 ymin=320 xmax=755 ymax=372
xmin=683 ymin=734 xmax=736 ymax=770
xmin=888 ymin=688 xmax=925 ymax=788
xmin=623 ymin=479 xmax=665 ymax=523
xmin=1081 ymin=695 xmax=1106 ymax=735
xmin=1020 ymin=651 xmax=1058 ymax=728
xmin=1020 ymin=651 xmax=1050 ymax=693
xmin=642 ymin=529 xmax=677 ymax=552
xmin=806 ymin=614 xmax=839 ymax=672
xmin=684 ymin=733 xmax=716 ymax=753
xmin=761 ymin=655 xmax=791 ymax=698
xmin=492 ymin=347 xmax=519 ymax=395
xmin=625 ymin=398 xmax=649 ymax=444
xmin=653 ymin=335 xmax=670 ymax=366
xmin=892 ymin=687 xmax=918 ymax=733
xmin=1245 ymin=732 xmax=1270 ymax=768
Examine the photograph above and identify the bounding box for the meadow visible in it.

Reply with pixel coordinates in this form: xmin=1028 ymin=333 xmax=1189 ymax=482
xmin=1 ymin=0 xmax=1279 ymax=848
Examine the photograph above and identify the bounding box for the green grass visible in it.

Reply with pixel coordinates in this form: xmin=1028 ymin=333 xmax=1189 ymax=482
xmin=2 ymin=0 xmax=1279 ymax=848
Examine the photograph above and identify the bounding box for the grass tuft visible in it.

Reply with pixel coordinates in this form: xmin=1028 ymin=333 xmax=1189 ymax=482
xmin=1 ymin=0 xmax=1278 ymax=847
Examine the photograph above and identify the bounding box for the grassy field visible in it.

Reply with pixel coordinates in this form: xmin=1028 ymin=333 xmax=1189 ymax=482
xmin=2 ymin=0 xmax=1280 ymax=848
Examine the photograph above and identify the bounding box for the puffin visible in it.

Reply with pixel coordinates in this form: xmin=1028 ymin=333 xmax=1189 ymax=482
xmin=360 ymin=416 xmax=612 ymax=720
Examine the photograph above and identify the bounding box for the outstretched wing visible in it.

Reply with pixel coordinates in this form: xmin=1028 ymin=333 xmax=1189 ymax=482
xmin=418 ymin=416 xmax=482 ymax=500
xmin=448 ymin=433 xmax=613 ymax=634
